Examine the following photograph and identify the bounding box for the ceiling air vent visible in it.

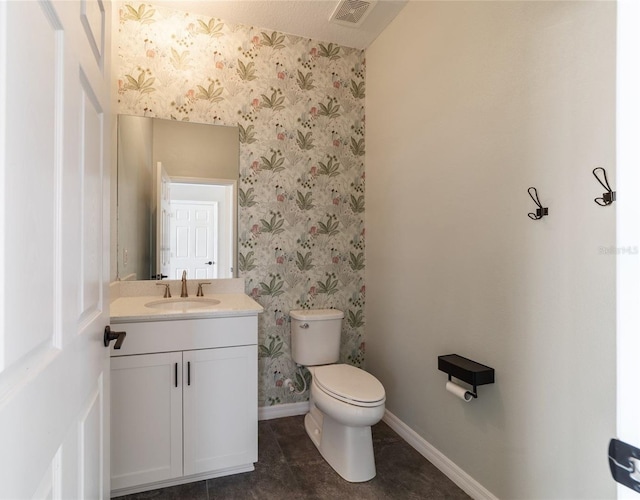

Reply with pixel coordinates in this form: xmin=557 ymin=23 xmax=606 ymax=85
xmin=329 ymin=0 xmax=377 ymax=28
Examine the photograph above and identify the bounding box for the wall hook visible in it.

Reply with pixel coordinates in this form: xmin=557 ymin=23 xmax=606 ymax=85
xmin=593 ymin=167 xmax=616 ymax=206
xmin=527 ymin=187 xmax=548 ymax=220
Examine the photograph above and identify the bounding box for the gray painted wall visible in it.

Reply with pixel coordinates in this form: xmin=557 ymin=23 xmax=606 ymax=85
xmin=117 ymin=116 xmax=153 ymax=280
xmin=152 ymin=119 xmax=238 ymax=180
xmin=365 ymin=2 xmax=616 ymax=498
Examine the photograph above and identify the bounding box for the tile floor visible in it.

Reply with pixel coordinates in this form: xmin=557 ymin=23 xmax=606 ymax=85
xmin=118 ymin=415 xmax=470 ymax=499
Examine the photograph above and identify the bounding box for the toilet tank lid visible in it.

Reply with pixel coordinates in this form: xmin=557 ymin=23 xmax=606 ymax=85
xmin=289 ymin=309 xmax=344 ymax=320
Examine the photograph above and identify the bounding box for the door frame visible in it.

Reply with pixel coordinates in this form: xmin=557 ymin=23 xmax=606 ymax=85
xmin=616 ymin=0 xmax=640 ymax=497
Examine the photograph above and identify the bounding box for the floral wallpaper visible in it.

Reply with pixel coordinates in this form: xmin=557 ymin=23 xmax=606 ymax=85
xmin=116 ymin=3 xmax=366 ymax=406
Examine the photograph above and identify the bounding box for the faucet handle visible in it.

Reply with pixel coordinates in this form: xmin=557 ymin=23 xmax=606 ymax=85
xmin=197 ymin=282 xmax=212 ymax=297
xmin=156 ymin=282 xmax=171 ymax=298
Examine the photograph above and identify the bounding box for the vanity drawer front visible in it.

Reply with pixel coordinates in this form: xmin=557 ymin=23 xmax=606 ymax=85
xmin=110 ymin=316 xmax=258 ymax=356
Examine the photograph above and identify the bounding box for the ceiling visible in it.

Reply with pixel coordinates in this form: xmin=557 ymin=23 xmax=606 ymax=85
xmin=152 ymin=0 xmax=408 ymax=49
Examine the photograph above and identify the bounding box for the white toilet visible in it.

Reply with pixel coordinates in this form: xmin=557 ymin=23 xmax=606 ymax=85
xmin=290 ymin=309 xmax=386 ymax=482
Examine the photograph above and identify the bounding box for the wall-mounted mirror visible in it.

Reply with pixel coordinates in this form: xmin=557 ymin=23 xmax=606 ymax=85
xmin=116 ymin=115 xmax=239 ymax=281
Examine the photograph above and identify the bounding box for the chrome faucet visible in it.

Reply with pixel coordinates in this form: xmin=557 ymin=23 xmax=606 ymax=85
xmin=181 ymin=270 xmax=188 ymax=297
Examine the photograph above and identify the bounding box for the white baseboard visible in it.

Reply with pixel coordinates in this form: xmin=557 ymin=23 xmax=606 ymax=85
xmin=383 ymin=410 xmax=498 ymax=500
xmin=258 ymin=403 xmax=497 ymax=499
xmin=258 ymin=401 xmax=310 ymax=421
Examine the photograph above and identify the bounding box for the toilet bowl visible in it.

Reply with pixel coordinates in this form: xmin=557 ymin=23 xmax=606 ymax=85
xmin=311 ymin=364 xmax=385 ymax=427
xmin=289 ymin=309 xmax=386 ymax=482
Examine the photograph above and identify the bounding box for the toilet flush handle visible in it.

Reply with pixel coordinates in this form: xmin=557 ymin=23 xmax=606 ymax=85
xmin=299 ymin=323 xmax=309 ymax=329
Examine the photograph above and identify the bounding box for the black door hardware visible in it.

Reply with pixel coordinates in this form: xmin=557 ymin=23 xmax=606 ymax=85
xmin=205 ymin=261 xmax=214 ymax=265
xmin=609 ymin=438 xmax=640 ymax=492
xmin=152 ymin=274 xmax=168 ymax=279
xmin=103 ymin=326 xmax=126 ymax=349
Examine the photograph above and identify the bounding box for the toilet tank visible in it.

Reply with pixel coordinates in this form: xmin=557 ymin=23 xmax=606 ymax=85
xmin=290 ymin=309 xmax=344 ymax=366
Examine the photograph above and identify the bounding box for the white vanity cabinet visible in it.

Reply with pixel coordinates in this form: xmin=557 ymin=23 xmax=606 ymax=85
xmin=111 ymin=352 xmax=183 ymax=488
xmin=109 ymin=315 xmax=258 ymax=496
xmin=182 ymin=346 xmax=256 ymax=475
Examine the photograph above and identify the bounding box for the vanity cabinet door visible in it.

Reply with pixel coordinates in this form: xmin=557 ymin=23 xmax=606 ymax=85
xmin=111 ymin=352 xmax=183 ymax=490
xmin=182 ymin=345 xmax=258 ymax=475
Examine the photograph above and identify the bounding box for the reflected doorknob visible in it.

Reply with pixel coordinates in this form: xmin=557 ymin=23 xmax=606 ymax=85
xmin=205 ymin=261 xmax=215 ymax=265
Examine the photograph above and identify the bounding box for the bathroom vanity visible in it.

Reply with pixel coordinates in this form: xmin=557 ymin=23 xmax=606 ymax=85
xmin=108 ymin=280 xmax=262 ymax=497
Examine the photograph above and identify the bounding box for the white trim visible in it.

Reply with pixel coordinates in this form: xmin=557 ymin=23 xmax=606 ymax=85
xmin=110 ymin=463 xmax=254 ymax=498
xmin=0 ymin=0 xmax=7 ymax=373
xmin=382 ymin=410 xmax=498 ymax=500
xmin=259 ymin=403 xmax=497 ymax=499
xmin=616 ymin=0 xmax=640 ymax=498
xmin=258 ymin=401 xmax=310 ymax=421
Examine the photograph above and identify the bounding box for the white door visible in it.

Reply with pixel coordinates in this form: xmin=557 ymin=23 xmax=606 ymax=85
xmin=111 ymin=353 xmax=183 ymax=491
xmin=615 ymin=0 xmax=640 ymax=497
xmin=156 ymin=162 xmax=171 ymax=280
xmin=0 ymin=1 xmax=111 ymax=498
xmin=182 ymin=346 xmax=258 ymax=475
xmin=170 ymin=202 xmax=218 ymax=279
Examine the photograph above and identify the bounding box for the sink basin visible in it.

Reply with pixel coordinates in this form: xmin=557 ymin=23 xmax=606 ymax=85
xmin=145 ymin=298 xmax=221 ymax=310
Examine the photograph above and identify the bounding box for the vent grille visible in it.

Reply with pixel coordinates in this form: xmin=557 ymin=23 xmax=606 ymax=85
xmin=329 ymin=0 xmax=377 ymax=27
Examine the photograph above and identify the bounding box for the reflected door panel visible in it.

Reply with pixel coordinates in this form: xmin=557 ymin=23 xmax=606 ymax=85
xmin=170 ymin=202 xmax=218 ymax=279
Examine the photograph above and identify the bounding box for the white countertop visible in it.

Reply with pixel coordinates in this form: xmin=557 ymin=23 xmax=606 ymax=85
xmin=110 ymin=293 xmax=264 ymax=323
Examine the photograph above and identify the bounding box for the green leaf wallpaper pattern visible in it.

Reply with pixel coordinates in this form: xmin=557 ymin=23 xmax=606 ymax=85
xmin=117 ymin=2 xmax=366 ymax=406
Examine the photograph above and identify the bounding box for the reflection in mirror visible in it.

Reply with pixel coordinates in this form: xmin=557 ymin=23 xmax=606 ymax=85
xmin=117 ymin=115 xmax=239 ymax=281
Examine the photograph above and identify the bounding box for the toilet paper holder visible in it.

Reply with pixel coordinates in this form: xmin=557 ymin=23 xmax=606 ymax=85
xmin=438 ymin=354 xmax=495 ymax=398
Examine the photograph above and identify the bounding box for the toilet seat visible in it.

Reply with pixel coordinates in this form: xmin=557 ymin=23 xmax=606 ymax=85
xmin=313 ymin=364 xmax=385 ymax=407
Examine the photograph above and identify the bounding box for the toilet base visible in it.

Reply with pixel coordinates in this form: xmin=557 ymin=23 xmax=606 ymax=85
xmin=304 ymin=404 xmax=376 ymax=483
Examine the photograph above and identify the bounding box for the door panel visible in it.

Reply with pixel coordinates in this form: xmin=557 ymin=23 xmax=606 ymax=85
xmin=0 ymin=1 xmax=111 ymax=498
xmin=79 ymin=71 xmax=105 ymax=326
xmin=79 ymin=376 xmax=104 ymax=498
xmin=170 ymin=202 xmax=218 ymax=279
xmin=3 ymin=0 xmax=59 ymax=368
xmin=80 ymin=0 xmax=105 ymax=66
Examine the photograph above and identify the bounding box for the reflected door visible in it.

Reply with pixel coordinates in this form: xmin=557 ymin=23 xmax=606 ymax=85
xmin=170 ymin=202 xmax=219 ymax=279
xmin=156 ymin=162 xmax=171 ymax=279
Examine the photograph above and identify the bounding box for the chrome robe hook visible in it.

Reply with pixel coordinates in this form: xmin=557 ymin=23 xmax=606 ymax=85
xmin=593 ymin=167 xmax=616 ymax=206
xmin=527 ymin=187 xmax=548 ymax=220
